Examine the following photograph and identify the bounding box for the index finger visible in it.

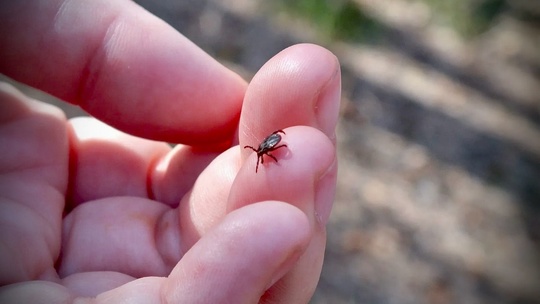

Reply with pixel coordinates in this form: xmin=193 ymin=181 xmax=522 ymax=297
xmin=0 ymin=0 xmax=246 ymax=144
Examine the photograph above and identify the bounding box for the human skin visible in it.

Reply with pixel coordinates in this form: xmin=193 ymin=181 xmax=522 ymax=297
xmin=0 ymin=0 xmax=340 ymax=303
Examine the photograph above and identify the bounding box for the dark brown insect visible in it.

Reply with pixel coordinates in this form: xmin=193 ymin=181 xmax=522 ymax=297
xmin=244 ymin=130 xmax=287 ymax=173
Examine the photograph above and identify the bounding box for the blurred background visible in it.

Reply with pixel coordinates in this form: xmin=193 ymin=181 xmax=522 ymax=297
xmin=3 ymin=0 xmax=540 ymax=303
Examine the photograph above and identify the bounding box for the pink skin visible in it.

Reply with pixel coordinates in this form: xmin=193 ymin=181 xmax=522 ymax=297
xmin=0 ymin=0 xmax=340 ymax=303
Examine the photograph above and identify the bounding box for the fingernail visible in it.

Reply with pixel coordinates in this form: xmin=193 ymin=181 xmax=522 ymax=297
xmin=315 ymin=62 xmax=341 ymax=138
xmin=314 ymin=156 xmax=337 ymax=227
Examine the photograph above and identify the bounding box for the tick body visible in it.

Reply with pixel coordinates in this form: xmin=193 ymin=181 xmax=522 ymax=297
xmin=244 ymin=130 xmax=287 ymax=173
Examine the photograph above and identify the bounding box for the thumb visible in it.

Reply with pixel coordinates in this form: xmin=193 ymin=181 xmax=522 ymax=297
xmin=163 ymin=201 xmax=310 ymax=303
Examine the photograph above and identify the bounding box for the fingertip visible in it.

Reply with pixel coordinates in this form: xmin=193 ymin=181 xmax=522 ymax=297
xmin=0 ymin=82 xmax=66 ymax=123
xmin=1 ymin=1 xmax=246 ymax=144
xmin=78 ymin=4 xmax=246 ymax=143
xmin=235 ymin=126 xmax=335 ymax=213
xmin=240 ymin=43 xmax=340 ymax=140
xmin=165 ymin=201 xmax=311 ymax=303
xmin=68 ymin=117 xmax=171 ymax=204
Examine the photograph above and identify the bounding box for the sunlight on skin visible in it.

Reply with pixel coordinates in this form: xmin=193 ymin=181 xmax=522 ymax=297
xmin=0 ymin=0 xmax=341 ymax=302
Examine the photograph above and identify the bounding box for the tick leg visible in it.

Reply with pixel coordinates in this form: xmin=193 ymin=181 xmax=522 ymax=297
xmin=266 ymin=144 xmax=287 ymax=163
xmin=256 ymin=156 xmax=261 ymax=173
xmin=266 ymin=153 xmax=278 ymax=162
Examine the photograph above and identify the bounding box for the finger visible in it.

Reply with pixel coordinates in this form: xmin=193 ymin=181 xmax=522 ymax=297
xmin=60 ymin=197 xmax=174 ymax=278
xmin=0 ymin=277 xmax=161 ymax=303
xmin=68 ymin=117 xmax=171 ymax=206
xmin=163 ymin=201 xmax=311 ymax=303
xmin=0 ymin=281 xmax=74 ymax=304
xmin=1 ymin=203 xmax=311 ymax=303
xmin=0 ymin=0 xmax=246 ymax=143
xmin=59 ymin=148 xmax=238 ymax=280
xmin=70 ymin=116 xmax=230 ymax=207
xmin=150 ymin=144 xmax=221 ymax=207
xmin=0 ymin=83 xmax=68 ymax=284
xmin=61 ymin=271 xmax=134 ymax=297
xmin=233 ymin=126 xmax=335 ymax=223
xmin=239 ymin=43 xmax=341 ymax=151
xmin=231 ymin=126 xmax=337 ymax=302
xmin=237 ymin=44 xmax=340 ymax=301
xmin=176 ymin=146 xmax=241 ymax=249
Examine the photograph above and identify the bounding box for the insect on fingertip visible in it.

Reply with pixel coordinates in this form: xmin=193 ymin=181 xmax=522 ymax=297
xmin=244 ymin=130 xmax=287 ymax=173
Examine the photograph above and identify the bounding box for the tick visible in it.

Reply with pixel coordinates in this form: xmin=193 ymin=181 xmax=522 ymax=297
xmin=244 ymin=130 xmax=287 ymax=173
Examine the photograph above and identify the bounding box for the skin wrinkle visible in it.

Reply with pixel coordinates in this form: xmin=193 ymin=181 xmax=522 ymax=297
xmin=314 ymin=155 xmax=337 ymax=227
xmin=1 ymin=202 xmax=53 ymax=280
xmin=64 ymin=2 xmax=125 ymax=108
xmin=45 ymin=0 xmax=104 ymax=103
xmin=312 ymin=55 xmax=340 ymax=136
xmin=154 ymin=210 xmax=181 ymax=270
xmin=144 ymin=144 xmax=169 ymax=202
xmin=313 ymin=59 xmax=340 ymax=113
xmin=77 ymin=16 xmax=123 ymax=109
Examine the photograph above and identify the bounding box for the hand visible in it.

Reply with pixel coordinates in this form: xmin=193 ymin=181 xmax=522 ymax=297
xmin=0 ymin=0 xmax=340 ymax=303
